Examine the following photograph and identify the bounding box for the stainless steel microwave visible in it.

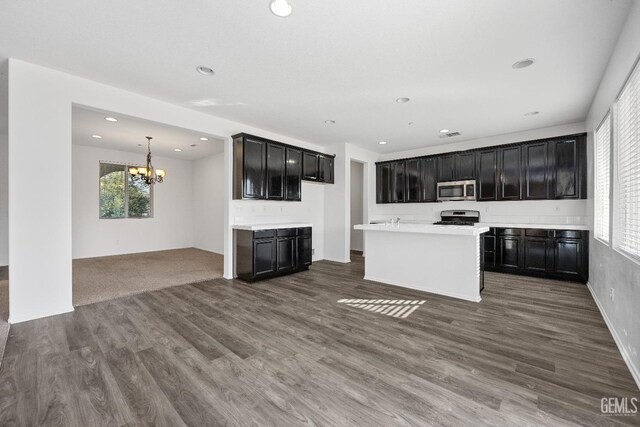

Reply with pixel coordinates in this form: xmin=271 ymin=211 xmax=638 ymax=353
xmin=437 ymin=180 xmax=476 ymax=201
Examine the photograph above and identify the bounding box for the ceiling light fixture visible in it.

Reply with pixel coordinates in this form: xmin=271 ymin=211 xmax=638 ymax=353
xmin=199 ymin=137 xmax=209 ymax=141
xmin=174 ymin=148 xmax=182 ymax=152
xmin=524 ymin=111 xmax=540 ymax=116
xmin=91 ymin=134 xmax=102 ymax=139
xmin=396 ymin=97 xmax=410 ymax=103
xmin=129 ymin=137 xmax=165 ymax=184
xmin=379 ymin=141 xmax=387 ymax=145
xmin=105 ymin=117 xmax=118 ymax=122
xmin=512 ymin=58 xmax=535 ymax=69
xmin=324 ymin=120 xmax=335 ymax=124
xmin=270 ymin=0 xmax=292 ymax=17
xmin=196 ymin=66 xmax=215 ymax=76
xmin=439 ymin=129 xmax=450 ymax=133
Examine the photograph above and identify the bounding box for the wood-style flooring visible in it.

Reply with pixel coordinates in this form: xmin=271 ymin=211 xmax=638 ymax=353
xmin=0 ymin=256 xmax=638 ymax=426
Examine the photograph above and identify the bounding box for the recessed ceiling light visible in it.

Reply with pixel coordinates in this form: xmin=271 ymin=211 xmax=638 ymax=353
xmin=512 ymin=58 xmax=535 ymax=69
xmin=379 ymin=141 xmax=387 ymax=145
xmin=270 ymin=0 xmax=292 ymax=17
xmin=91 ymin=134 xmax=102 ymax=139
xmin=439 ymin=129 xmax=450 ymax=133
xmin=104 ymin=117 xmax=118 ymax=122
xmin=396 ymin=97 xmax=410 ymax=103
xmin=524 ymin=111 xmax=540 ymax=116
xmin=196 ymin=66 xmax=215 ymax=76
xmin=174 ymin=148 xmax=182 ymax=152
xmin=324 ymin=120 xmax=335 ymax=124
xmin=199 ymin=137 xmax=209 ymax=141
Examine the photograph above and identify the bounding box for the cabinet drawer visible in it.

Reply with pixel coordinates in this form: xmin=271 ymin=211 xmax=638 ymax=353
xmin=254 ymin=229 xmax=276 ymax=239
xmin=525 ymin=229 xmax=551 ymax=238
xmin=555 ymin=230 xmax=582 ymax=239
xmin=497 ymin=228 xmax=522 ymax=236
xmin=276 ymin=228 xmax=296 ymax=237
xmin=297 ymin=227 xmax=312 ymax=236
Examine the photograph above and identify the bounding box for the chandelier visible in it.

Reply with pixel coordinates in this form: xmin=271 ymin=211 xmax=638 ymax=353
xmin=129 ymin=136 xmax=166 ymax=184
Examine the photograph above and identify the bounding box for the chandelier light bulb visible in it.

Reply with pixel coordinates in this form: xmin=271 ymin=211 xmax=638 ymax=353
xmin=270 ymin=0 xmax=292 ymax=17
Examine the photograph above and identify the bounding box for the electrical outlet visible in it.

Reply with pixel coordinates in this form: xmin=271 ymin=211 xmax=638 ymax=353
xmin=610 ymin=288 xmax=615 ymax=301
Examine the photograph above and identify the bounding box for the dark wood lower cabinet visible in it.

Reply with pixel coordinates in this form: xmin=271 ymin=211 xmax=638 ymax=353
xmin=485 ymin=227 xmax=588 ymax=283
xmin=236 ymin=227 xmax=312 ymax=282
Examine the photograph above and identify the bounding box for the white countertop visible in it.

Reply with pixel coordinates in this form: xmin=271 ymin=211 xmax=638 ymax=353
xmin=354 ymin=223 xmax=490 ymax=236
xmin=232 ymin=223 xmax=312 ymax=231
xmin=477 ymin=222 xmax=589 ymax=231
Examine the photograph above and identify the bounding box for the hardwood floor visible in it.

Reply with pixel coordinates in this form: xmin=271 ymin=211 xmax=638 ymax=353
xmin=0 ymin=256 xmax=637 ymax=426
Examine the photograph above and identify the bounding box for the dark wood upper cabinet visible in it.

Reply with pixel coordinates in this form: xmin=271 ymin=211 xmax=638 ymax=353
xmin=318 ymin=155 xmax=334 ymax=183
xmin=266 ymin=143 xmax=285 ymax=200
xmin=420 ymin=156 xmax=438 ymax=202
xmin=455 ymin=152 xmax=475 ymax=180
xmin=391 ymin=161 xmax=406 ymax=203
xmin=376 ymin=163 xmax=392 ymax=203
xmin=302 ymin=152 xmax=319 ymax=181
xmin=522 ymin=142 xmax=550 ymax=200
xmin=437 ymin=154 xmax=456 ymax=182
xmin=285 ymin=147 xmax=302 ymax=201
xmin=476 ymin=148 xmax=497 ymax=201
xmin=234 ymin=136 xmax=266 ymax=199
xmin=404 ymin=158 xmax=421 ymax=202
xmin=498 ymin=145 xmax=521 ymax=200
xmin=550 ymin=137 xmax=585 ymax=199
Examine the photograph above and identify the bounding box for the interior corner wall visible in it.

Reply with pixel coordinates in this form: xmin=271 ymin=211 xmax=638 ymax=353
xmin=72 ymin=144 xmax=195 ymax=258
xmin=0 ymin=134 xmax=7 ymax=267
xmin=584 ymin=0 xmax=640 ymax=387
xmin=193 ymin=152 xmax=225 ymax=254
xmin=7 ymin=58 xmax=327 ymax=323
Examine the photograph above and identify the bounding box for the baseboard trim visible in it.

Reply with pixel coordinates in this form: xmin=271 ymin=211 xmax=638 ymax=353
xmin=9 ymin=305 xmax=75 ymax=324
xmin=587 ymin=281 xmax=640 ymax=391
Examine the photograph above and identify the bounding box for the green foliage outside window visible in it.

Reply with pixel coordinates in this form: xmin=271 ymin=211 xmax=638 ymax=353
xmin=99 ymin=163 xmax=152 ymax=218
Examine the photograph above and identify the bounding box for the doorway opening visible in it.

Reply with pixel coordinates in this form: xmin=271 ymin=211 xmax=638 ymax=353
xmin=350 ymin=160 xmax=365 ymax=260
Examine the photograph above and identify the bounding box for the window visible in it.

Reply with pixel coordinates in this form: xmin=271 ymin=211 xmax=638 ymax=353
xmin=613 ymin=59 xmax=640 ymax=260
xmin=595 ymin=113 xmax=611 ymax=243
xmin=99 ymin=162 xmax=152 ymax=218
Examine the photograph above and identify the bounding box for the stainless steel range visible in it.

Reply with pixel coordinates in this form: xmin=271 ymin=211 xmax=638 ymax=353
xmin=433 ymin=210 xmax=480 ymax=226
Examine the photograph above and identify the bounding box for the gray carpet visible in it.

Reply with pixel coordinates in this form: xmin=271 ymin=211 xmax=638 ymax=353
xmin=73 ymin=248 xmax=224 ymax=307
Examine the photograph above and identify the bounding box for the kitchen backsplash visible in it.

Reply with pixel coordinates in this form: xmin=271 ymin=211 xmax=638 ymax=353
xmin=370 ymin=199 xmax=588 ymax=226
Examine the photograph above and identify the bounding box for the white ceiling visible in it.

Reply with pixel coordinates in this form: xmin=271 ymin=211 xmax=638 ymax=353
xmin=0 ymin=0 xmax=633 ymax=152
xmin=72 ymin=106 xmax=224 ymax=160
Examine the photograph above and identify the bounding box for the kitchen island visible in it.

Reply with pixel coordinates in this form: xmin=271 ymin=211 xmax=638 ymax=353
xmin=353 ymin=223 xmax=490 ymax=302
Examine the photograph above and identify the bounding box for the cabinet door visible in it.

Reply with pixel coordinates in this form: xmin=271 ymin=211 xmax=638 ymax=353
xmin=437 ymin=154 xmax=456 ymax=182
xmin=391 ymin=161 xmax=406 ymax=203
xmin=522 ymin=142 xmax=550 ymax=200
xmin=302 ymin=152 xmax=319 ymax=181
xmin=376 ymin=163 xmax=392 ymax=203
xmin=498 ymin=236 xmax=521 ymax=269
xmin=476 ymin=149 xmax=497 ymax=201
xmin=297 ymin=235 xmax=312 ymax=267
xmin=483 ymin=234 xmax=496 ymax=269
xmin=420 ymin=157 xmax=438 ymax=202
xmin=276 ymin=237 xmax=296 ymax=272
xmin=498 ymin=146 xmax=521 ymax=200
xmin=404 ymin=158 xmax=421 ymax=203
xmin=266 ymin=143 xmax=285 ymax=200
xmin=243 ymin=138 xmax=266 ymax=199
xmin=253 ymin=239 xmax=276 ymax=278
xmin=455 ymin=152 xmax=475 ymax=180
xmin=285 ymin=147 xmax=302 ymax=201
xmin=553 ymin=238 xmax=583 ymax=278
xmin=523 ymin=237 xmax=550 ymax=273
xmin=318 ymin=155 xmax=334 ymax=183
xmin=551 ymin=138 xmax=581 ymax=199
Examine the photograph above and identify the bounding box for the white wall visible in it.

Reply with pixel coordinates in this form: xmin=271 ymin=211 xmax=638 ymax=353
xmin=72 ymin=145 xmax=195 ymax=258
xmin=7 ymin=59 xmax=328 ymax=323
xmin=350 ymin=161 xmax=364 ymax=252
xmin=584 ymin=1 xmax=640 ymax=388
xmin=0 ymin=135 xmax=7 ymax=266
xmin=193 ymin=152 xmax=225 ymax=254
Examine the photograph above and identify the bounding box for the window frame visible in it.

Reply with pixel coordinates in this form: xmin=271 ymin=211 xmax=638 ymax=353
xmin=594 ymin=111 xmax=612 ymax=245
xmin=98 ymin=161 xmax=154 ymax=220
xmin=611 ymin=55 xmax=640 ymax=264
